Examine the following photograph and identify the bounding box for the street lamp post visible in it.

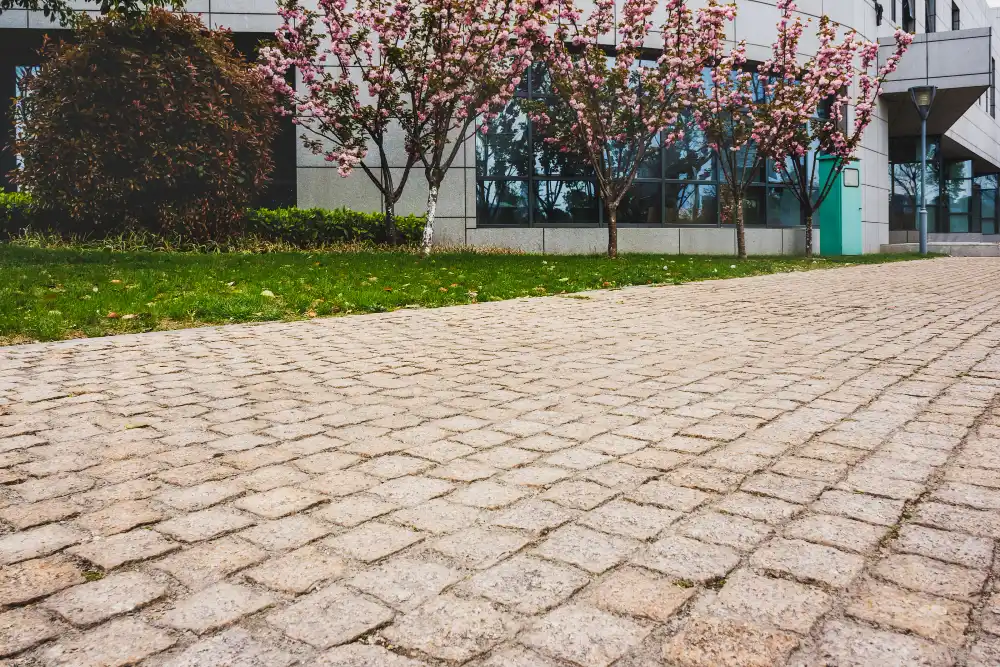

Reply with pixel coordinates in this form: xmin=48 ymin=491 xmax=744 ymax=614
xmin=910 ymin=85 xmax=937 ymax=255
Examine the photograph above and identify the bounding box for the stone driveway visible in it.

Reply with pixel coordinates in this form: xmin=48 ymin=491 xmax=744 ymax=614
xmin=2 ymin=258 xmax=1000 ymax=666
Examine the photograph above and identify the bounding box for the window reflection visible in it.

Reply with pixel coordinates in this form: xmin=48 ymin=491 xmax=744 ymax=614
xmin=666 ymin=184 xmax=717 ymax=224
xmin=621 ymin=182 xmax=661 ymax=224
xmin=534 ymin=181 xmax=599 ymax=225
xmin=477 ymin=180 xmax=529 ymax=226
xmin=476 ymin=100 xmax=529 ymax=179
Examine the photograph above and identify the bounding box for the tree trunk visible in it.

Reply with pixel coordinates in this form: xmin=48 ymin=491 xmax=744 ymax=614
xmin=804 ymin=211 xmax=813 ymax=258
xmin=384 ymin=198 xmax=400 ymax=247
xmin=606 ymin=205 xmax=618 ymax=259
xmin=421 ymin=184 xmax=438 ymax=256
xmin=735 ymin=200 xmax=747 ymax=260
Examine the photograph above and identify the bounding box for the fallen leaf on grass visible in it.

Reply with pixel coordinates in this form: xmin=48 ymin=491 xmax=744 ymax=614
xmin=106 ymin=312 xmax=119 ymax=319
xmin=261 ymin=290 xmax=276 ymax=298
xmin=110 ymin=279 xmax=121 ymax=284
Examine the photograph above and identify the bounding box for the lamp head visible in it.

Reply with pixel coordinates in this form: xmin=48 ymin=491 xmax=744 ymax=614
xmin=909 ymin=85 xmax=937 ymax=120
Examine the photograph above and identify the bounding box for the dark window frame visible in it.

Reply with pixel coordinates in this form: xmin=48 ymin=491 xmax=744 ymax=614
xmin=926 ymin=0 xmax=937 ymax=33
xmin=951 ymin=2 xmax=960 ymax=30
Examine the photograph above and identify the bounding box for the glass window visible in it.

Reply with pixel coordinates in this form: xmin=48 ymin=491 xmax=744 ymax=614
xmin=620 ymin=182 xmax=662 ymax=224
xmin=666 ymin=184 xmax=717 ymax=225
xmin=534 ymin=180 xmax=599 ymax=225
xmin=477 ymin=180 xmax=530 ymax=226
xmin=952 ymin=2 xmax=960 ymax=30
xmin=476 ymin=101 xmax=529 ymax=179
xmin=926 ymin=0 xmax=936 ymax=33
xmin=664 ymin=120 xmax=714 ymax=181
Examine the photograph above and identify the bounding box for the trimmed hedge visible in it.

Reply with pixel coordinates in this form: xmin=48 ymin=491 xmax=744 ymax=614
xmin=0 ymin=192 xmax=425 ymax=247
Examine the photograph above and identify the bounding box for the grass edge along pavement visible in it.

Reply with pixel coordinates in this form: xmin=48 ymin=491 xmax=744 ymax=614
xmin=0 ymin=245 xmax=931 ymax=344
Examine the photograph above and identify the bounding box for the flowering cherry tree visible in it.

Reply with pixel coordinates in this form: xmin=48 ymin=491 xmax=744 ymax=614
xmin=695 ymin=5 xmax=765 ymax=260
xmin=759 ymin=0 xmax=913 ymax=257
xmin=260 ymin=0 xmax=553 ymax=252
xmin=530 ymin=0 xmax=732 ymax=258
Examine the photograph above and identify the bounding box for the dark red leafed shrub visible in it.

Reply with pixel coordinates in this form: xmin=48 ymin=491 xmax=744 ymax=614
xmin=14 ymin=9 xmax=277 ymax=240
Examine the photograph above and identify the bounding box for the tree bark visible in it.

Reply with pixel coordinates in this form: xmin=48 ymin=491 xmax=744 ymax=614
xmin=804 ymin=211 xmax=814 ymax=258
xmin=384 ymin=198 xmax=400 ymax=247
xmin=421 ymin=184 xmax=438 ymax=256
xmin=606 ymin=205 xmax=618 ymax=259
xmin=735 ymin=199 xmax=747 ymax=260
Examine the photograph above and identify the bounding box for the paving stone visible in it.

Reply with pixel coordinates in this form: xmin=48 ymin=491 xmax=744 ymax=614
xmin=709 ymin=569 xmax=831 ymax=634
xmin=622 ymin=448 xmax=691 ymax=471
xmin=382 ymin=595 xmax=514 ymax=662
xmin=489 ymin=499 xmax=577 ymax=533
xmin=429 ymin=526 xmax=531 ymax=568
xmin=804 ymin=619 xmax=953 ymax=667
xmin=679 ymin=511 xmax=773 ymax=551
xmin=448 ymin=480 xmax=529 ymax=509
xmin=874 ymin=553 xmax=987 ymax=601
xmin=68 ymin=529 xmax=179 ymax=570
xmin=155 ymin=506 xmax=256 ymax=542
xmin=390 ymin=498 xmax=484 ymax=533
xmin=347 ymin=558 xmax=462 ymax=610
xmin=588 ymin=567 xmax=695 ymax=622
xmin=662 ymin=616 xmax=800 ymax=667
xmin=245 ymin=544 xmax=347 ymax=593
xmin=839 ymin=472 xmax=925 ymax=501
xmin=578 ymin=499 xmax=679 ymax=539
xmin=541 ymin=480 xmax=617 ymax=510
xmin=0 ymin=607 xmax=62 ymax=658
xmin=713 ymin=492 xmax=803 ymax=525
xmin=42 ymin=571 xmax=166 ymax=626
xmin=0 ymin=498 xmax=80 ymax=530
xmin=0 ymin=523 xmax=87 ymax=565
xmin=162 ymin=582 xmax=276 ymax=634
xmin=634 ymin=533 xmax=740 ymax=583
xmin=462 ymin=554 xmax=589 ymax=613
xmin=326 ymin=522 xmax=423 ymax=562
xmin=234 ymin=486 xmax=327 ymax=518
xmin=581 ymin=434 xmax=648 ymax=456
xmin=267 ymin=583 xmax=393 ymax=648
xmin=894 ymin=524 xmax=994 ymax=569
xmin=913 ymin=501 xmax=1000 ymax=539
xmin=369 ymin=476 xmax=455 ymax=506
xmin=741 ymin=472 xmax=827 ymax=504
xmin=75 ymin=500 xmax=166 ymax=536
xmin=846 ymin=579 xmax=971 ymax=645
xmin=0 ymin=555 xmax=84 ymax=605
xmin=429 ymin=459 xmax=499 ymax=482
xmin=161 ymin=628 xmax=296 ymax=667
xmin=244 ymin=465 xmax=313 ymax=491
xmin=966 ymin=635 xmax=1000 ymax=667
xmin=811 ymin=490 xmax=904 ymax=526
xmin=534 ymin=524 xmax=639 ymax=573
xmin=627 ymin=480 xmax=712 ymax=511
xmin=11 ymin=473 xmax=95 ymax=503
xmin=932 ymin=481 xmax=1000 ymax=510
xmin=983 ymin=592 xmax=1000 ymax=635
xmin=475 ymin=647 xmax=562 ymax=667
xmin=468 ymin=446 xmax=541 ymax=469
xmin=239 ymin=514 xmax=332 ymax=550
xmin=751 ymin=538 xmax=865 ymax=588
xmin=39 ymin=617 xmax=175 ymax=667
xmin=302 ymin=470 xmax=379 ymax=496
xmin=578 ymin=461 xmax=657 ymax=488
xmin=312 ymin=644 xmax=429 ymax=666
xmin=153 ymin=536 xmax=266 ymax=588
xmin=500 ymin=464 xmax=572 ymax=487
xmin=522 ymin=604 xmax=650 ymax=667
xmin=783 ymin=513 xmax=888 ymax=553
xmin=667 ymin=466 xmax=743 ymax=492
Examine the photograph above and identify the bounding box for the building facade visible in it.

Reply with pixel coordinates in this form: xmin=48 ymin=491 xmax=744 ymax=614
xmin=1 ymin=0 xmax=999 ymax=254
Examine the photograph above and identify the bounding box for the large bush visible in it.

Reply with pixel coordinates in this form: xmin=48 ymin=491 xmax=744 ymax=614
xmin=14 ymin=9 xmax=277 ymax=240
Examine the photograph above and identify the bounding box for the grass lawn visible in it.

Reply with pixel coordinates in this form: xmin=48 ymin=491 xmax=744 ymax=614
xmin=0 ymin=246 xmax=929 ymax=344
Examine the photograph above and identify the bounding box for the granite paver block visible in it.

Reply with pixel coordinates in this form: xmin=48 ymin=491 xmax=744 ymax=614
xmin=679 ymin=511 xmax=773 ymax=551
xmin=0 ymin=523 xmax=87 ymax=565
xmin=578 ymin=499 xmax=679 ymax=539
xmin=463 ymin=554 xmax=589 ymax=614
xmin=634 ymin=533 xmax=740 ymax=583
xmin=39 ymin=617 xmax=175 ymax=667
xmin=267 ymin=583 xmax=393 ymax=648
xmin=662 ymin=616 xmax=799 ymax=667
xmin=541 ymin=480 xmax=617 ymax=510
xmin=245 ymin=544 xmax=347 ymax=593
xmin=382 ymin=595 xmax=516 ymax=662
xmin=751 ymin=538 xmax=865 ymax=588
xmin=429 ymin=526 xmax=531 ymax=569
xmin=42 ymin=571 xmax=166 ymax=626
xmin=783 ymin=513 xmax=888 ymax=553
xmin=488 ymin=499 xmax=577 ymax=533
xmin=347 ymin=558 xmax=462 ymax=610
xmin=534 ymin=524 xmax=639 ymax=573
xmin=0 ymin=607 xmax=62 ymax=658
xmin=160 ymin=628 xmax=296 ymax=667
xmin=239 ymin=514 xmax=332 ymax=550
xmin=162 ymin=582 xmax=276 ymax=634
xmin=875 ymin=553 xmax=987 ymax=601
xmin=154 ymin=506 xmax=256 ymax=542
xmin=326 ymin=522 xmax=423 ymax=562
xmin=805 ymin=619 xmax=953 ymax=667
xmin=626 ymin=480 xmax=712 ymax=511
xmin=894 ymin=524 xmax=994 ymax=569
xmin=311 ymin=644 xmax=429 ymax=666
xmin=589 ymin=567 xmax=695 ymax=622
xmin=811 ymin=490 xmax=904 ymax=526
xmin=709 ymin=569 xmax=831 ymax=634
xmin=389 ymin=498 xmax=483 ymax=533
xmin=68 ymin=529 xmax=179 ymax=570
xmin=152 ymin=536 xmax=266 ymax=588
xmin=846 ymin=579 xmax=971 ymax=645
xmin=0 ymin=555 xmax=84 ymax=605
xmin=522 ymin=605 xmax=650 ymax=667
xmin=234 ymin=486 xmax=327 ymax=518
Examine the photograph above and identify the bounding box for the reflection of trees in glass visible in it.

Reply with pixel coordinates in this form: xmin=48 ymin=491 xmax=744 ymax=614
xmin=664 ymin=113 xmax=714 ymax=181
xmin=476 ymin=100 xmax=531 ymax=224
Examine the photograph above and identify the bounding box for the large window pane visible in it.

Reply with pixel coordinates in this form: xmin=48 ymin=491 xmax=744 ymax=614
xmin=476 ymin=100 xmax=529 ymax=178
xmin=533 ymin=126 xmax=592 ymax=177
xmin=664 ymin=120 xmax=713 ymax=181
xmin=666 ymin=184 xmax=717 ymax=224
xmin=477 ymin=180 xmax=530 ymax=226
xmin=620 ymin=182 xmax=661 ymax=224
xmin=767 ymin=187 xmax=802 ymax=227
xmin=534 ymin=180 xmax=599 ymax=225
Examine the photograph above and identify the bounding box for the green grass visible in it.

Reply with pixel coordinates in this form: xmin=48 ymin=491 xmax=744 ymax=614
xmin=0 ymin=245 xmax=929 ymax=344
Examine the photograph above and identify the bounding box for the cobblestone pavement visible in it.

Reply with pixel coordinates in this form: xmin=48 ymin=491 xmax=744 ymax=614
xmin=3 ymin=258 xmax=1000 ymax=666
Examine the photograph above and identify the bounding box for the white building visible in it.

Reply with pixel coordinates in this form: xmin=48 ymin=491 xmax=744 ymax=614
xmin=2 ymin=0 xmax=998 ymax=254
